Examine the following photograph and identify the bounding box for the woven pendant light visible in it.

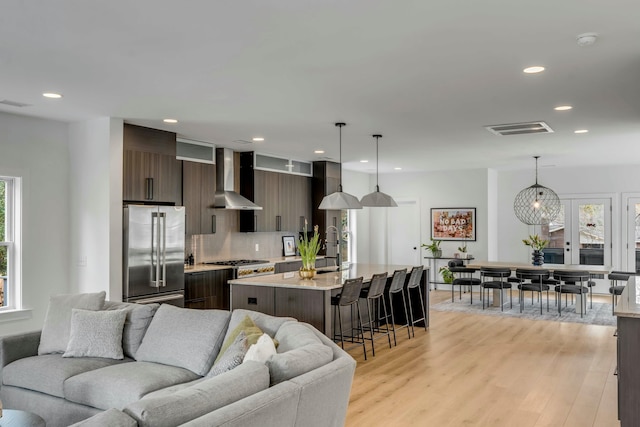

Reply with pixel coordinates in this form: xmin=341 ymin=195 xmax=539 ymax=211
xmin=513 ymin=156 xmax=561 ymax=225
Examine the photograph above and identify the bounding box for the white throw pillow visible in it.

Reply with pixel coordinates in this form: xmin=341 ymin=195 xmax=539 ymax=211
xmin=38 ymin=291 xmax=106 ymax=355
xmin=243 ymin=333 xmax=277 ymax=364
xmin=63 ymin=309 xmax=127 ymax=360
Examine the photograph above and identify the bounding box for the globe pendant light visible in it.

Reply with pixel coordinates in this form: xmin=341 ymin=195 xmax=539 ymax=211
xmin=319 ymin=123 xmax=363 ymax=210
xmin=513 ymin=156 xmax=561 ymax=225
xmin=360 ymin=134 xmax=398 ymax=207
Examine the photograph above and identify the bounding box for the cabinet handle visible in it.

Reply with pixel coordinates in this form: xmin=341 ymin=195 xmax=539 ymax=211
xmin=189 ymin=272 xmax=206 ymax=276
xmin=276 ymin=215 xmax=281 ymax=231
xmin=614 ymin=367 xmax=618 ymax=376
xmin=332 ymin=216 xmax=337 ymax=227
xmin=145 ymin=178 xmax=154 ymax=200
xmin=254 ymin=215 xmax=257 ymax=231
xmin=613 ymin=329 xmax=618 ymax=337
xmin=212 ymin=215 xmax=216 ymax=234
xmin=299 ymin=216 xmax=304 ymax=232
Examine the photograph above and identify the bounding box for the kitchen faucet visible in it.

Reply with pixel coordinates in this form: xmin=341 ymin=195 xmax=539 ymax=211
xmin=325 ymin=225 xmax=341 ymax=270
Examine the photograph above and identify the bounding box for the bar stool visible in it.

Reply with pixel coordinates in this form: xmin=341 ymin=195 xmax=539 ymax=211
xmin=359 ymin=272 xmax=392 ymax=356
xmin=515 ymin=268 xmax=550 ymax=314
xmin=386 ymin=268 xmax=409 ymax=346
xmin=406 ymin=266 xmax=426 ymax=337
xmin=609 ymin=271 xmax=633 ymax=315
xmin=553 ymin=270 xmax=590 ymax=318
xmin=331 ymin=277 xmax=366 ymax=360
xmin=480 ymin=267 xmax=513 ymax=311
xmin=448 ymin=260 xmax=481 ymax=304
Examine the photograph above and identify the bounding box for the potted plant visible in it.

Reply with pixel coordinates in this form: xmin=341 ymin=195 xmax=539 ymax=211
xmin=422 ymin=238 xmax=443 ymax=258
xmin=439 ymin=266 xmax=454 ymax=284
xmin=522 ymin=234 xmax=549 ymax=266
xmin=298 ymin=220 xmax=321 ymax=279
xmin=457 ymin=244 xmax=468 ymax=259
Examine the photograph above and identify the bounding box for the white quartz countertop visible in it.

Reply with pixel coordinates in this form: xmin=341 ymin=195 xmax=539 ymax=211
xmin=228 ymin=263 xmax=425 ymax=291
xmin=615 ymin=276 xmax=640 ymax=318
xmin=183 ymin=256 xmax=329 ymax=273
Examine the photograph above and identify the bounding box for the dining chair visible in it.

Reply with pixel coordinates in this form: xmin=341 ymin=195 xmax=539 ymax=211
xmin=608 ymin=271 xmax=633 ymax=315
xmin=553 ymin=270 xmax=590 ymax=318
xmin=515 ymin=268 xmax=551 ymax=314
xmin=480 ymin=267 xmax=513 ymax=311
xmin=448 ymin=260 xmax=480 ymax=304
xmin=359 ymin=272 xmax=392 ymax=356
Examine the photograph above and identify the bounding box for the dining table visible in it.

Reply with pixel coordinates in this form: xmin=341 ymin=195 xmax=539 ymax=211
xmin=465 ymin=261 xmax=612 ymax=313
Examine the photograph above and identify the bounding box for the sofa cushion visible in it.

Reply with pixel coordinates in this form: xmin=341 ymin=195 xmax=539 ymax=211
xmin=2 ymin=353 xmax=128 ymax=398
xmin=103 ymin=301 xmax=159 ymax=359
xmin=274 ymin=321 xmax=323 ymax=353
xmin=244 ymin=333 xmax=277 ymax=364
xmin=208 ymin=331 xmax=249 ymax=377
xmin=63 ymin=309 xmax=127 ymax=359
xmin=214 ymin=315 xmax=264 ymax=364
xmin=267 ymin=343 xmax=333 ymax=385
xmin=141 ymin=378 xmax=205 ymax=400
xmin=64 ymin=361 xmax=200 ymax=410
xmin=38 ymin=291 xmax=106 ymax=355
xmin=68 ymin=408 xmax=138 ymax=427
xmin=134 ymin=304 xmax=230 ymax=375
xmin=124 ymin=361 xmax=270 ymax=427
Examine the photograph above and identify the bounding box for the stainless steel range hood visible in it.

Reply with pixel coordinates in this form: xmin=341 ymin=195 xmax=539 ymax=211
xmin=214 ymin=148 xmax=262 ymax=210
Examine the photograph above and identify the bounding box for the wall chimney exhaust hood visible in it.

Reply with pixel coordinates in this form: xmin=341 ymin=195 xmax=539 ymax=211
xmin=214 ymin=148 xmax=262 ymax=210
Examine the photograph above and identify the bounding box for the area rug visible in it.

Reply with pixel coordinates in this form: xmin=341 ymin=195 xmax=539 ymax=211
xmin=431 ymin=294 xmax=616 ymax=327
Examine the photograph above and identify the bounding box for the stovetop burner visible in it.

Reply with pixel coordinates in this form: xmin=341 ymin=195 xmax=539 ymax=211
xmin=205 ymin=259 xmax=271 ymax=267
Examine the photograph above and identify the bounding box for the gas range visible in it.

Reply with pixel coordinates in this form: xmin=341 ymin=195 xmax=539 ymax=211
xmin=204 ymin=259 xmax=275 ymax=278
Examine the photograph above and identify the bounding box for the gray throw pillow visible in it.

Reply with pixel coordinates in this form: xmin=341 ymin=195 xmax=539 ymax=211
xmin=207 ymin=331 xmax=248 ymax=377
xmin=38 ymin=291 xmax=106 ymax=355
xmin=63 ymin=309 xmax=127 ymax=359
xmin=103 ymin=301 xmax=159 ymax=359
xmin=135 ymin=304 xmax=231 ymax=375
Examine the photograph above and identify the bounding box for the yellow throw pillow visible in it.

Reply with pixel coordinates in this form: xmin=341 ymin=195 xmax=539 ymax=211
xmin=215 ymin=315 xmax=264 ymax=364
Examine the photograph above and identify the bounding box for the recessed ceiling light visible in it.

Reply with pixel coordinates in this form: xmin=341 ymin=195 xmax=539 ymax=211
xmin=554 ymin=105 xmax=573 ymax=111
xmin=394 ymin=167 xmax=402 ymax=170
xmin=43 ymin=92 xmax=62 ymax=99
xmin=360 ymin=160 xmax=369 ymax=163
xmin=252 ymin=137 xmax=264 ymax=142
xmin=523 ymin=66 xmax=545 ymax=74
xmin=314 ymin=150 xmax=325 ymax=154
xmin=574 ymin=129 xmax=589 ymax=134
xmin=163 ymin=118 xmax=178 ymax=124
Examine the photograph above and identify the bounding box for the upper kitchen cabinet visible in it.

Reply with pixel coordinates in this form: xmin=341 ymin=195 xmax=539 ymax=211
xmin=239 ymin=152 xmax=312 ymax=232
xmin=182 ymin=161 xmax=216 ymax=235
xmin=312 ymin=161 xmax=341 ymax=258
xmin=123 ymin=124 xmax=182 ymax=205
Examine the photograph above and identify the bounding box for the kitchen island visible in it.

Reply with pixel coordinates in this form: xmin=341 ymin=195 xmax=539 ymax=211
xmin=228 ymin=263 xmax=429 ymax=336
xmin=615 ymin=276 xmax=640 ymax=426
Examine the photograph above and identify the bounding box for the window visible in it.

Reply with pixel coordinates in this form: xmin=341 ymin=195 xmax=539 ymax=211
xmin=0 ymin=176 xmax=19 ymax=310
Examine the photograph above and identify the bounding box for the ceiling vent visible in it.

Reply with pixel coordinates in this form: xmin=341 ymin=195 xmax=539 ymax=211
xmin=233 ymin=139 xmax=253 ymax=145
xmin=0 ymin=99 xmax=31 ymax=108
xmin=485 ymin=121 xmax=554 ymax=136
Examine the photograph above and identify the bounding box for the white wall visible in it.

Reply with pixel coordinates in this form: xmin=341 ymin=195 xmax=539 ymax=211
xmin=0 ymin=112 xmax=70 ymax=335
xmin=373 ymin=168 xmax=491 ymax=263
xmin=69 ymin=118 xmax=123 ymax=300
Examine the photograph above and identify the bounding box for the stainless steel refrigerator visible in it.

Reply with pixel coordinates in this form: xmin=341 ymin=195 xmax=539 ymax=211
xmin=123 ymin=205 xmax=185 ymax=306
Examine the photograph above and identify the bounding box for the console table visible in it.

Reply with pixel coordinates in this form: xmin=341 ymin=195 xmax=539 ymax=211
xmin=424 ymin=256 xmax=474 ymax=290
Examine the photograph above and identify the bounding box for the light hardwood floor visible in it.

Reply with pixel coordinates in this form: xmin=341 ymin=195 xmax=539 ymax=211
xmin=345 ymin=290 xmax=619 ymax=427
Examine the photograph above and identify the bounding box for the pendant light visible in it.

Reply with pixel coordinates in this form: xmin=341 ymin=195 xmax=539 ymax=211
xmin=360 ymin=134 xmax=398 ymax=207
xmin=319 ymin=123 xmax=363 ymax=210
xmin=513 ymin=156 xmax=561 ymax=225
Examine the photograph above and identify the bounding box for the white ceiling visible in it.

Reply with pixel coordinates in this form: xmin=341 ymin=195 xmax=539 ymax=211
xmin=2 ymin=0 xmax=640 ymax=174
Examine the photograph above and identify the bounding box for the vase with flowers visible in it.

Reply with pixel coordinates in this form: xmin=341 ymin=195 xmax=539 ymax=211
xmin=522 ymin=234 xmax=549 ymax=266
xmin=298 ymin=220 xmax=321 ymax=279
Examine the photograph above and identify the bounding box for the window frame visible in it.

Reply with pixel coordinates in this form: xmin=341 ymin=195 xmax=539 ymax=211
xmin=0 ymin=176 xmax=20 ymax=312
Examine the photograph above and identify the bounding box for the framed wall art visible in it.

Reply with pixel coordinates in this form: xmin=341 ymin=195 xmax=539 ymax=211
xmin=282 ymin=236 xmax=297 ymax=256
xmin=431 ymin=208 xmax=476 ymax=241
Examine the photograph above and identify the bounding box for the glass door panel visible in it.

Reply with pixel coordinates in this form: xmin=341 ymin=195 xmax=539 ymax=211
xmin=626 ymin=198 xmax=640 ymax=273
xmin=540 ymin=202 xmax=567 ymax=264
xmin=576 ymin=202 xmax=607 ymax=265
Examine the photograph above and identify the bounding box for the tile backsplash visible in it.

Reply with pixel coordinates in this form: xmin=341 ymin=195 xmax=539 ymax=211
xmin=185 ymin=210 xmax=301 ymax=263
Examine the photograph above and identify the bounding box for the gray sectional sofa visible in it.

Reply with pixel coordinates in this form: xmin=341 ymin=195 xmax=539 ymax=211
xmin=0 ymin=295 xmax=356 ymax=427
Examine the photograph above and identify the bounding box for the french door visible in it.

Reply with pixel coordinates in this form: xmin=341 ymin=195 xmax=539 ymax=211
xmin=540 ymin=197 xmax=611 ymax=267
xmin=625 ymin=197 xmax=640 ymax=273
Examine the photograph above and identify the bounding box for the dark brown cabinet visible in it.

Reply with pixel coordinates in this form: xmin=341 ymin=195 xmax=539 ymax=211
xmin=123 ymin=124 xmax=182 ymax=205
xmin=184 ymin=269 xmax=232 ymax=310
xmin=312 ymin=161 xmax=341 ymax=258
xmin=617 ymin=315 xmax=640 ymax=425
xmin=240 ymin=153 xmax=311 ymax=233
xmin=182 ymin=161 xmax=216 ymax=236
